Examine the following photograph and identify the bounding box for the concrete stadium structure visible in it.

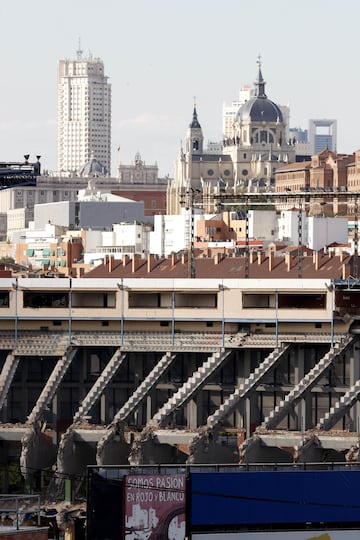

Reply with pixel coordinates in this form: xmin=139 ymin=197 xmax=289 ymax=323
xmin=0 ymin=256 xmax=359 ymax=484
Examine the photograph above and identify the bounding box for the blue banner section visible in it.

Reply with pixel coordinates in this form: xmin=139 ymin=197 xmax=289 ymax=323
xmin=190 ymin=470 xmax=360 ymax=526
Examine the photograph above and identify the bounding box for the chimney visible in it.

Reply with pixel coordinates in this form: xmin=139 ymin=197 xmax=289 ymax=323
xmin=268 ymin=251 xmax=275 ymax=272
xmin=131 ymin=254 xmax=142 ymax=273
xmin=314 ymin=250 xmax=320 ymax=271
xmin=171 ymin=253 xmax=176 ymax=267
xmin=342 ymin=263 xmax=350 ymax=279
xmin=249 ymin=250 xmax=256 ymax=264
xmin=122 ymin=254 xmax=128 ymax=267
xmin=257 ymin=251 xmax=264 ymax=265
xmin=285 ymin=251 xmax=291 ymax=272
xmin=214 ymin=253 xmax=220 ymax=265
xmin=223 ymin=211 xmax=230 ymax=226
xmin=181 ymin=252 xmax=187 ymax=265
xmin=109 ymin=255 xmax=115 ymax=272
xmin=147 ymin=254 xmax=154 ymax=273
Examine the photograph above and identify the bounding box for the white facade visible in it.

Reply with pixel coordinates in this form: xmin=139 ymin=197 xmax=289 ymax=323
xmin=248 ymin=210 xmax=278 ymax=241
xmin=307 ymin=216 xmax=348 ymax=251
xmin=57 ymin=52 xmax=111 ymax=175
xmin=277 ymin=211 xmax=348 ymax=250
xmin=277 ymin=210 xmax=307 ymax=244
xmin=84 ymin=222 xmax=150 ymax=264
xmin=150 ymin=212 xmax=204 ymax=256
xmin=13 ymin=223 xmax=67 ymax=269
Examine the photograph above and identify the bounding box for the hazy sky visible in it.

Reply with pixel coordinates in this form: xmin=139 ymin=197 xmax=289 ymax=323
xmin=0 ymin=0 xmax=359 ymax=177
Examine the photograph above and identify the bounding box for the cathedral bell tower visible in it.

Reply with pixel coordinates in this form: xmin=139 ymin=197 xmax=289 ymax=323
xmin=186 ymin=106 xmax=203 ymax=155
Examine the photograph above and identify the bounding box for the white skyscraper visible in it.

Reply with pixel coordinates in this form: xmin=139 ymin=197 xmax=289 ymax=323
xmin=57 ymin=48 xmax=111 ymax=175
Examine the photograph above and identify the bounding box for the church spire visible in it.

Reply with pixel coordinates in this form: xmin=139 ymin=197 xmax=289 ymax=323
xmin=255 ymin=55 xmax=267 ymax=98
xmin=189 ymin=104 xmax=201 ymax=129
xmin=186 ymin=101 xmax=203 ymax=155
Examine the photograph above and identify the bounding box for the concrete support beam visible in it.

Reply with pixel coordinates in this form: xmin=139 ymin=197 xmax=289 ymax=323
xmin=187 ymin=398 xmax=197 ymax=430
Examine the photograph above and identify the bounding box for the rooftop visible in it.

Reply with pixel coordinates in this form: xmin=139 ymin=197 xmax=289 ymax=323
xmin=84 ymin=250 xmax=352 ymax=280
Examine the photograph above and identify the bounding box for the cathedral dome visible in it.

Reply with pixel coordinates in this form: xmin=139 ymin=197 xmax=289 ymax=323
xmin=239 ymin=96 xmax=283 ymax=123
xmin=237 ymin=60 xmax=283 ymax=124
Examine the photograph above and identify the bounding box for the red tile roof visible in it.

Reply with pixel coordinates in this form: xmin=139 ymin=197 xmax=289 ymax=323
xmin=83 ymin=252 xmax=352 ymax=280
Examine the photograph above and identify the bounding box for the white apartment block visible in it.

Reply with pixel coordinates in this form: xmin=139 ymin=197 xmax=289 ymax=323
xmin=150 ymin=212 xmax=206 ymax=256
xmin=83 ymin=222 xmax=151 ymax=265
xmin=248 ymin=210 xmax=278 ymax=241
xmin=57 ymin=51 xmax=111 ymax=175
xmin=278 ymin=210 xmax=348 ymax=250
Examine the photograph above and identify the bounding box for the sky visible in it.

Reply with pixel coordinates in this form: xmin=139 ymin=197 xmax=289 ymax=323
xmin=0 ymin=0 xmax=359 ymax=178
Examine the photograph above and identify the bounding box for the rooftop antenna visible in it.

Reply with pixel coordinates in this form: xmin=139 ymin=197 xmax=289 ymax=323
xmin=77 ymin=37 xmax=83 ymax=60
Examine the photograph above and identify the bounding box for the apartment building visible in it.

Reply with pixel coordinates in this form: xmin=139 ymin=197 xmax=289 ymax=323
xmin=57 ymin=50 xmax=111 ymax=175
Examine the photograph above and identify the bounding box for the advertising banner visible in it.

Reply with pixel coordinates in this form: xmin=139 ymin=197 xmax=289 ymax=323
xmin=124 ymin=473 xmax=186 ymax=539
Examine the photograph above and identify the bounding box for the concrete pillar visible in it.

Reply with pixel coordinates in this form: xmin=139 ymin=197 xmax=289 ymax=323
xmin=187 ymin=398 xmax=197 ymax=430
xmin=234 ymin=349 xmax=245 ymax=428
xmin=349 ymin=343 xmax=360 ymax=431
xmin=304 ymin=347 xmax=314 ymax=430
xmin=22 ymin=360 xmax=29 ymax=422
xmin=245 ymin=397 xmax=251 ymax=439
xmin=80 ymin=348 xmax=87 ymax=401
xmin=100 ymin=394 xmax=106 ymax=424
xmin=1 ymin=397 xmax=7 ymax=423
xmin=244 ymin=349 xmax=253 ymax=434
xmin=52 ymin=394 xmax=59 ymax=445
xmin=146 ymin=395 xmax=152 ymax=423
xmin=294 ymin=345 xmax=307 ymax=430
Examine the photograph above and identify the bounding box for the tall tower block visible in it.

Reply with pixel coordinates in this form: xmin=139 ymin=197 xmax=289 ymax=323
xmin=57 ymin=48 xmax=111 ymax=175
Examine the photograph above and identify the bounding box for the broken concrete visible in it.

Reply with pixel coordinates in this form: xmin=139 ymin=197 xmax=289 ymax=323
xmin=57 ymin=424 xmax=106 ymax=477
xmin=20 ymin=422 xmax=57 ymax=478
xmin=96 ymin=422 xmax=131 ymax=466
xmin=188 ymin=426 xmax=240 ymax=464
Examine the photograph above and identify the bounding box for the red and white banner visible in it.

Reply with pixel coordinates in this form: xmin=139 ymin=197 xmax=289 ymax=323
xmin=124 ymin=474 xmax=186 ymax=539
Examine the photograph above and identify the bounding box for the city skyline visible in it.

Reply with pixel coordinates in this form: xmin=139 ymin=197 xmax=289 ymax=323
xmin=0 ymin=0 xmax=359 ymax=177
